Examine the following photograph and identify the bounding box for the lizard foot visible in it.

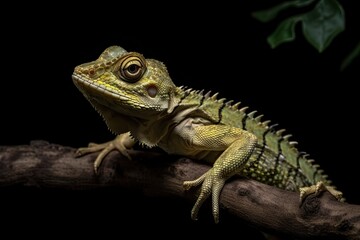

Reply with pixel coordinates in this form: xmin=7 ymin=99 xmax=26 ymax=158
xmin=183 ymin=169 xmax=225 ymax=223
xmin=299 ymin=181 xmax=343 ymax=202
xmin=75 ymin=133 xmax=134 ymax=174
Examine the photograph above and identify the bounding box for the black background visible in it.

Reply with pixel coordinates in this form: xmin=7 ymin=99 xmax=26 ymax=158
xmin=1 ymin=1 xmax=359 ymax=238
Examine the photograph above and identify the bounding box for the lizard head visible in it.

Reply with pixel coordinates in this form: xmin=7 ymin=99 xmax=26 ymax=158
xmin=72 ymin=46 xmax=181 ymax=135
xmin=72 ymin=46 xmax=179 ymax=116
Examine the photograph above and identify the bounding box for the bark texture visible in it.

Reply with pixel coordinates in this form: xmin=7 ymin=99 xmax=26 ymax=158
xmin=0 ymin=141 xmax=359 ymax=240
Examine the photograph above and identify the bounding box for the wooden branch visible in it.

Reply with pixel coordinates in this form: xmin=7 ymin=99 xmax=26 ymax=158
xmin=0 ymin=141 xmax=359 ymax=240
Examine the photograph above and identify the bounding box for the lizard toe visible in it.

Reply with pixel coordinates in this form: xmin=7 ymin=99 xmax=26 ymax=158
xmin=300 ymin=181 xmax=344 ymax=202
xmin=185 ymin=169 xmax=226 ymax=223
xmin=75 ymin=133 xmax=134 ymax=174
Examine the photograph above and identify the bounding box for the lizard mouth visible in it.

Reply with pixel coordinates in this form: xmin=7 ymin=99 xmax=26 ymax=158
xmin=72 ymin=73 xmax=155 ymax=120
xmin=72 ymin=73 xmax=132 ymax=110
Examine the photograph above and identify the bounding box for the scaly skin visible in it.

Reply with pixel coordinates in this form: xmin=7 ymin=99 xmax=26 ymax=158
xmin=72 ymin=46 xmax=343 ymax=223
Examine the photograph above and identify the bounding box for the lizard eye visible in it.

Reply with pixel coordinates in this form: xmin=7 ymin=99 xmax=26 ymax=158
xmin=118 ymin=54 xmax=146 ymax=83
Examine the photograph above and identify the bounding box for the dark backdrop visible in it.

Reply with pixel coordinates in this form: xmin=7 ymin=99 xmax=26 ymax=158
xmin=1 ymin=1 xmax=359 ymax=238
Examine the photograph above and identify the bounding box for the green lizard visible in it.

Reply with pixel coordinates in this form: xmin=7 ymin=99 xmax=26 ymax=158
xmin=72 ymin=46 xmax=343 ymax=223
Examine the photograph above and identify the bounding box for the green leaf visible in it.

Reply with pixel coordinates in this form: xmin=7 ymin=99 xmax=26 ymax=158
xmin=267 ymin=17 xmax=301 ymax=49
xmin=302 ymin=0 xmax=345 ymax=52
xmin=341 ymin=42 xmax=360 ymax=71
xmin=252 ymin=0 xmax=315 ymax=23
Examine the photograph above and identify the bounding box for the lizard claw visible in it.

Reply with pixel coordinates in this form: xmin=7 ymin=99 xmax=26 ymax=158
xmin=183 ymin=169 xmax=225 ymax=223
xmin=75 ymin=133 xmax=134 ymax=174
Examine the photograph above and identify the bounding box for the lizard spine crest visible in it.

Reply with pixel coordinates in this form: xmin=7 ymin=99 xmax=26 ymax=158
xmin=180 ymin=87 xmax=332 ymax=187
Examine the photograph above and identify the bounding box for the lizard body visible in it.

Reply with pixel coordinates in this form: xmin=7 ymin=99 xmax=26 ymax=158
xmin=72 ymin=46 xmax=342 ymax=223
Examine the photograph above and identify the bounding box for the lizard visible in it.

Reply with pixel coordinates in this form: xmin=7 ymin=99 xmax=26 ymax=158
xmin=72 ymin=45 xmax=343 ymax=223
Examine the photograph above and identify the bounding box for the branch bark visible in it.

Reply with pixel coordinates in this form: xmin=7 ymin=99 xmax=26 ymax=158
xmin=0 ymin=141 xmax=359 ymax=240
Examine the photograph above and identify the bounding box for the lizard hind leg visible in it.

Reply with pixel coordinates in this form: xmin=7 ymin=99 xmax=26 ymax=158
xmin=299 ymin=181 xmax=343 ymax=202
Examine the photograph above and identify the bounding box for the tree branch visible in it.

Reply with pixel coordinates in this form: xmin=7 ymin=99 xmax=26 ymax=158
xmin=0 ymin=141 xmax=359 ymax=240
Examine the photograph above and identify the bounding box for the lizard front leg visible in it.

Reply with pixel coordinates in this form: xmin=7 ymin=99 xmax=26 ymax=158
xmin=75 ymin=132 xmax=135 ymax=173
xmin=181 ymin=124 xmax=257 ymax=223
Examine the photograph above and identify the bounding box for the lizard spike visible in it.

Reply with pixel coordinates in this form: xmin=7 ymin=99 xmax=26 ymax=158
xmin=276 ymin=129 xmax=286 ymax=136
xmin=307 ymin=159 xmax=315 ymax=163
xmin=239 ymin=106 xmax=249 ymax=113
xmin=231 ymin=102 xmax=241 ymax=110
xmin=269 ymin=124 xmax=279 ymax=130
xmin=283 ymin=134 xmax=292 ymax=140
xmin=317 ymin=169 xmax=324 ymax=174
xmin=289 ymin=141 xmax=298 ymax=146
xmin=313 ymin=164 xmax=320 ymax=169
xmin=107 ymin=128 xmax=116 ymax=135
xmin=255 ymin=114 xmax=264 ymax=122
xmin=198 ymin=89 xmax=204 ymax=96
xmin=217 ymin=98 xmax=226 ymax=103
xmin=225 ymin=100 xmax=233 ymax=106
xmin=248 ymin=111 xmax=257 ymax=118
xmin=204 ymin=91 xmax=212 ymax=98
xmin=262 ymin=120 xmax=271 ymax=127
xmin=308 ymin=159 xmax=316 ymax=164
xmin=185 ymin=88 xmax=193 ymax=94
xmin=302 ymin=154 xmax=310 ymax=158
xmin=211 ymin=92 xmax=219 ymax=100
xmin=191 ymin=89 xmax=198 ymax=94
